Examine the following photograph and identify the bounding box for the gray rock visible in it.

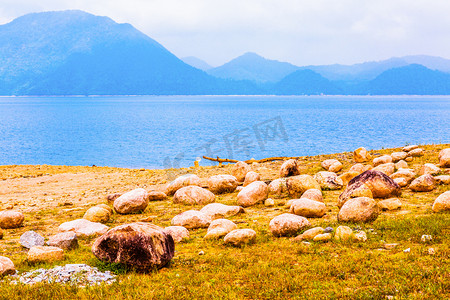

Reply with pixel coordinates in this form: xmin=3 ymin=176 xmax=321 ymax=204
xmin=20 ymin=231 xmax=45 ymax=249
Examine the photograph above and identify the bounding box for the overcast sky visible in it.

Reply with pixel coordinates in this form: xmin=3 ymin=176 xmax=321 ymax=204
xmin=1 ymin=0 xmax=449 ymax=67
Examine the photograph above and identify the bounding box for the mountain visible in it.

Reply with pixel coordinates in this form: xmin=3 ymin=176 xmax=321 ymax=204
xmin=181 ymin=56 xmax=213 ymax=71
xmin=0 ymin=10 xmax=259 ymax=95
xmin=207 ymin=52 xmax=299 ymax=83
xmin=274 ymin=69 xmax=341 ymax=95
xmin=364 ymin=64 xmax=450 ymax=95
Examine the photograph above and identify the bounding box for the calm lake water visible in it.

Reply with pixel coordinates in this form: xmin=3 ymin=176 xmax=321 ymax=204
xmin=0 ymin=96 xmax=449 ymax=169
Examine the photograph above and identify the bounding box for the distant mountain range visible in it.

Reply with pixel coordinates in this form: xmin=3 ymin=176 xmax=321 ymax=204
xmin=1 ymin=10 xmax=450 ymax=96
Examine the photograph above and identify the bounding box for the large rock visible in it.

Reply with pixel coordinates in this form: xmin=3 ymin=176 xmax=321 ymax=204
xmin=166 ymin=174 xmax=201 ymax=196
xmin=20 ymin=231 xmax=45 ymax=249
xmin=232 ymin=161 xmax=251 ymax=182
xmin=313 ymin=171 xmax=343 ymax=190
xmin=28 ymin=246 xmax=64 ymax=263
xmin=224 ymin=229 xmax=256 ymax=246
xmin=349 ymin=163 xmax=371 ymax=174
xmin=419 ymin=163 xmax=440 ymax=175
xmin=289 ymin=198 xmax=326 ymax=218
xmin=432 ymin=191 xmax=450 ymax=212
xmin=113 ymin=188 xmax=149 ymax=214
xmin=206 ymin=175 xmax=238 ymax=194
xmin=279 ymin=159 xmax=300 ymax=177
xmin=390 ymin=168 xmax=416 ymax=184
xmin=0 ymin=210 xmax=24 ymax=229
xmin=286 ymin=175 xmax=321 ymax=198
xmin=408 ymin=148 xmax=424 ymax=157
xmin=338 ymin=197 xmax=379 ymax=223
xmin=0 ymin=256 xmax=15 ymax=276
xmin=410 ymin=174 xmax=436 ymax=192
xmin=393 ymin=177 xmax=408 ymax=187
xmin=148 ymin=191 xmax=167 ymax=201
xmin=204 ymin=219 xmax=237 ymax=239
xmin=200 ymin=203 xmax=244 ymax=220
xmin=269 ymin=213 xmax=311 ymax=237
xmin=163 ymin=226 xmax=190 ymax=243
xmin=92 ymin=222 xmax=174 ymax=271
xmin=268 ymin=178 xmax=287 ymax=197
xmin=301 ymin=189 xmax=323 ymax=202
xmin=438 ymin=148 xmax=450 ymax=167
xmin=353 ymin=147 xmax=371 ymax=163
xmin=59 ymin=219 xmax=109 ymax=238
xmin=378 ymin=198 xmax=402 ymax=211
xmin=373 ymin=155 xmax=393 ymax=167
xmin=237 ymin=181 xmax=268 ymax=207
xmin=345 ymin=170 xmax=401 ymax=199
xmin=391 ymin=152 xmax=408 ymax=162
xmin=321 ymin=159 xmax=342 ymax=173
xmin=171 ymin=210 xmax=212 ymax=229
xmin=243 ymin=171 xmax=261 ymax=187
xmin=46 ymin=232 xmax=78 ymax=250
xmin=83 ymin=206 xmax=111 ymax=223
xmin=338 ymin=181 xmax=373 ymax=208
xmin=372 ymin=163 xmax=395 ymax=176
xmin=173 ymin=186 xmax=215 ymax=205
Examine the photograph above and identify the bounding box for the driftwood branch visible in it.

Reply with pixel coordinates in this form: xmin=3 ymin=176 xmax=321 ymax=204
xmin=202 ymin=156 xmax=302 ymax=164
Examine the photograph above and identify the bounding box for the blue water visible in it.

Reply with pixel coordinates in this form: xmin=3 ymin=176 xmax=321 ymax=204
xmin=0 ymin=96 xmax=449 ymax=168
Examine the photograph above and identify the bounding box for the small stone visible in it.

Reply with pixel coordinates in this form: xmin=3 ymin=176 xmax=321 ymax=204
xmin=419 ymin=163 xmax=440 ymax=176
xmin=408 ymin=148 xmax=424 ymax=157
xmin=298 ymin=227 xmax=324 ymax=241
xmin=206 ymin=175 xmax=238 ymax=194
xmin=434 ymin=175 xmax=450 ymax=185
xmin=166 ymin=174 xmax=201 ymax=195
xmin=59 ymin=219 xmax=109 ymax=238
xmin=200 ymin=203 xmax=244 ymax=220
xmin=378 ymin=198 xmax=402 ymax=211
xmin=163 ymin=226 xmax=190 ymax=243
xmin=383 ymin=243 xmax=398 ymax=250
xmin=198 ymin=251 xmax=205 ymax=255
xmin=279 ymin=159 xmax=301 ymax=177
xmin=0 ymin=210 xmax=24 ymax=229
xmin=268 ymin=178 xmax=287 ymax=197
xmin=20 ymin=231 xmax=45 ymax=249
xmin=173 ymin=186 xmax=215 ymax=205
xmin=409 ymin=174 xmax=436 ymax=192
xmin=353 ymin=147 xmax=371 ymax=163
xmin=46 ymin=232 xmax=78 ymax=250
xmin=224 ymin=229 xmax=257 ymax=246
xmin=264 ymin=198 xmax=275 ymax=207
xmin=403 ymin=248 xmax=411 ymax=253
xmin=243 ymin=171 xmax=260 ymax=187
xmin=204 ymin=219 xmax=237 ymax=239
xmin=324 ymin=227 xmax=334 ymax=233
xmin=171 ymin=210 xmax=212 ymax=229
xmin=313 ymin=233 xmax=332 ymax=242
xmin=232 ymin=161 xmax=251 ymax=182
xmin=106 ymin=193 xmax=122 ymax=203
xmin=334 ymin=226 xmax=354 ymax=241
xmin=0 ymin=256 xmax=15 ymax=276
xmin=237 ymin=181 xmax=269 ymax=207
xmin=420 ymin=235 xmax=432 ymax=243
xmin=28 ymin=246 xmax=64 ymax=263
xmin=428 ymin=248 xmax=435 ymax=255
xmin=148 ymin=191 xmax=167 ymax=201
xmin=373 ymin=155 xmax=392 ymax=167
xmin=83 ymin=206 xmax=111 ymax=223
xmin=301 ymin=189 xmax=323 ymax=202
xmin=113 ymin=188 xmax=149 ymax=214
xmin=402 ymin=145 xmax=418 ymax=152
xmin=354 ymin=231 xmax=367 ymax=242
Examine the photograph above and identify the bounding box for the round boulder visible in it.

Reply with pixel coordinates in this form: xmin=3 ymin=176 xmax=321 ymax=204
xmin=237 ymin=181 xmax=269 ymax=207
xmin=232 ymin=161 xmax=251 ymax=182
xmin=289 ymin=198 xmax=326 ymax=218
xmin=313 ymin=171 xmax=343 ymax=190
xmin=0 ymin=210 xmax=24 ymax=229
xmin=353 ymin=147 xmax=371 ymax=163
xmin=171 ymin=210 xmax=212 ymax=229
xmin=280 ymin=159 xmax=300 ymax=177
xmin=432 ymin=191 xmax=450 ymax=212
xmin=163 ymin=226 xmax=190 ymax=243
xmin=92 ymin=222 xmax=174 ymax=271
xmin=338 ymin=181 xmax=373 ymax=208
xmin=419 ymin=163 xmax=440 ymax=176
xmin=438 ymin=148 xmax=450 ymax=167
xmin=321 ymin=159 xmax=342 ymax=173
xmin=58 ymin=219 xmax=109 ymax=238
xmin=243 ymin=171 xmax=260 ymax=187
xmin=0 ymin=256 xmax=15 ymax=276
xmin=372 ymin=163 xmax=395 ymax=176
xmin=46 ymin=232 xmax=78 ymax=250
xmin=20 ymin=231 xmax=45 ymax=249
xmin=206 ymin=175 xmax=238 ymax=194
xmin=83 ymin=206 xmax=111 ymax=223
xmin=373 ymin=155 xmax=393 ymax=167
xmin=224 ymin=229 xmax=256 ymax=246
xmin=148 ymin=191 xmax=167 ymax=201
xmin=113 ymin=188 xmax=149 ymax=214
xmin=204 ymin=219 xmax=237 ymax=239
xmin=410 ymin=174 xmax=436 ymax=192
xmin=28 ymin=246 xmax=64 ymax=263
xmin=391 ymin=152 xmax=408 ymax=162
xmin=173 ymin=186 xmax=215 ymax=205
xmin=286 ymin=175 xmax=321 ymax=198
xmin=338 ymin=197 xmax=379 ymax=223
xmin=166 ymin=174 xmax=201 ymax=196
xmin=345 ymin=170 xmax=401 ymax=199
xmin=301 ymin=189 xmax=323 ymax=202
xmin=269 ymin=213 xmax=311 ymax=237
xmin=268 ymin=178 xmax=287 ymax=197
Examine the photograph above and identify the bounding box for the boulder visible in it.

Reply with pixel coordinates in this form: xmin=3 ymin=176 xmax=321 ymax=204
xmin=345 ymin=170 xmax=401 ymax=199
xmin=46 ymin=232 xmax=78 ymax=250
xmin=438 ymin=148 xmax=450 ymax=167
xmin=296 ymin=227 xmax=324 ymax=241
xmin=373 ymin=155 xmax=393 ymax=167
xmin=339 ymin=171 xmax=361 ymax=186
xmin=113 ymin=188 xmax=149 ymax=214
xmin=432 ymin=191 xmax=450 ymax=212
xmin=313 ymin=171 xmax=343 ymax=190
xmin=395 ymin=160 xmax=408 ymax=170
xmin=313 ymin=233 xmax=332 ymax=242
xmin=204 ymin=219 xmax=237 ymax=239
xmin=349 ymin=163 xmax=371 ymax=174
xmin=408 ymin=148 xmax=424 ymax=157
xmin=224 ymin=229 xmax=256 ymax=246
xmin=200 ymin=203 xmax=244 ymax=220
xmin=301 ymin=189 xmax=323 ymax=202
xmin=243 ymin=171 xmax=260 ymax=187
xmin=171 ymin=210 xmax=212 ymax=229
xmin=410 ymin=174 xmax=436 ymax=192
xmin=269 ymin=213 xmax=311 ymax=237
xmin=279 ymin=159 xmax=300 ymax=177
xmin=353 ymin=147 xmax=371 ymax=163
xmin=92 ymin=222 xmax=174 ymax=271
xmin=378 ymin=198 xmax=402 ymax=211
xmin=321 ymin=159 xmax=343 ymax=172
xmin=268 ymin=178 xmax=287 ymax=197
xmin=166 ymin=174 xmax=201 ymax=196
xmin=148 ymin=191 xmax=167 ymax=201
xmin=20 ymin=231 xmax=45 ymax=249
xmin=0 ymin=256 xmax=15 ymax=276
xmin=290 ymin=198 xmax=326 ymax=218
xmin=372 ymin=163 xmax=395 ymax=176
xmin=419 ymin=163 xmax=440 ymax=175
xmin=163 ymin=226 xmax=190 ymax=243
xmin=0 ymin=210 xmax=24 ymax=229
xmin=286 ymin=175 xmax=321 ymax=198
xmin=338 ymin=197 xmax=379 ymax=223
xmin=393 ymin=177 xmax=408 ymax=187
xmin=237 ymin=181 xmax=268 ymax=207
xmin=434 ymin=175 xmax=450 ymax=185
xmin=390 ymin=168 xmax=416 ymax=184
xmin=405 ymin=156 xmax=413 ymax=162
xmin=334 ymin=226 xmax=354 ymax=241
xmin=232 ymin=161 xmax=251 ymax=182
xmin=391 ymin=151 xmax=408 ymax=162
xmin=402 ymin=145 xmax=418 ymax=152
xmin=28 ymin=246 xmax=64 ymax=263
xmin=83 ymin=206 xmax=111 ymax=223
xmin=173 ymin=186 xmax=215 ymax=205
xmin=338 ymin=181 xmax=373 ymax=208
xmin=58 ymin=219 xmax=109 ymax=238
xmin=206 ymin=175 xmax=238 ymax=194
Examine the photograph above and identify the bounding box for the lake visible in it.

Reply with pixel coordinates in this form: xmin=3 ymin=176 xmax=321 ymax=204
xmin=0 ymin=95 xmax=449 ymax=169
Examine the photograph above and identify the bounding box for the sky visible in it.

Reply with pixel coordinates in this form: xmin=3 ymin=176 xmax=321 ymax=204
xmin=1 ymin=0 xmax=450 ymax=67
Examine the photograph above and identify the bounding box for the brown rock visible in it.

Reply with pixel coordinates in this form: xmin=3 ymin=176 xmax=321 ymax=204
xmin=269 ymin=213 xmax=311 ymax=237
xmin=204 ymin=219 xmax=237 ymax=239
xmin=338 ymin=197 xmax=379 ymax=223
xmin=378 ymin=198 xmax=402 ymax=211
xmin=268 ymin=178 xmax=287 ymax=197
xmin=148 ymin=191 xmax=167 ymax=201
xmin=313 ymin=171 xmax=343 ymax=190
xmin=395 ymin=160 xmax=408 ymax=170
xmin=113 ymin=188 xmax=149 ymax=214
xmin=163 ymin=226 xmax=190 ymax=243
xmin=410 ymin=174 xmax=436 ymax=192
xmin=232 ymin=161 xmax=251 ymax=182
xmin=405 ymin=157 xmax=413 ymax=162
xmin=166 ymin=174 xmax=201 ymax=196
xmin=408 ymin=148 xmax=424 ymax=157
xmin=243 ymin=171 xmax=260 ymax=187
xmin=286 ymin=175 xmax=321 ymax=198
xmin=339 ymin=171 xmax=361 ymax=186
xmin=171 ymin=210 xmax=212 ymax=229
xmin=372 ymin=163 xmax=395 ymax=176
xmin=290 ymin=198 xmax=327 ymax=218
xmin=390 ymin=152 xmax=408 ymax=162
xmin=393 ymin=177 xmax=408 ymax=187
xmin=432 ymin=191 xmax=450 ymax=212
xmin=338 ymin=181 xmax=373 ymax=208
xmin=200 ymin=203 xmax=244 ymax=220
xmin=349 ymin=163 xmax=372 ymax=174
xmin=334 ymin=225 xmax=354 ymax=241
xmin=0 ymin=256 xmax=15 ymax=276
xmin=279 ymin=159 xmax=300 ymax=177
xmin=373 ymin=155 xmax=393 ymax=167
xmin=297 ymin=227 xmax=324 ymax=241
xmin=301 ymin=189 xmax=323 ymax=202
xmin=28 ymin=246 xmax=64 ymax=263
xmin=321 ymin=159 xmax=343 ymax=172
xmin=224 ymin=229 xmax=256 ymax=246
xmin=438 ymin=148 xmax=450 ymax=167
xmin=354 ymin=147 xmax=371 ymax=163
xmin=346 ymin=170 xmax=401 ymax=199
xmin=92 ymin=222 xmax=174 ymax=271
xmin=46 ymin=232 xmax=78 ymax=250
xmin=96 ymin=204 xmax=113 ymax=214
xmin=0 ymin=210 xmax=24 ymax=229
xmin=237 ymin=181 xmax=269 ymax=207
xmin=206 ymin=175 xmax=238 ymax=194
xmin=83 ymin=206 xmax=111 ymax=223
xmin=434 ymin=175 xmax=450 ymax=185
xmin=173 ymin=186 xmax=215 ymax=205
xmin=419 ymin=163 xmax=440 ymax=175
xmin=313 ymin=233 xmax=332 ymax=242
xmin=390 ymin=168 xmax=416 ymax=184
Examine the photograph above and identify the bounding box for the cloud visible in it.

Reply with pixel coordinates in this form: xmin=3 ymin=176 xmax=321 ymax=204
xmin=1 ymin=0 xmax=450 ymax=66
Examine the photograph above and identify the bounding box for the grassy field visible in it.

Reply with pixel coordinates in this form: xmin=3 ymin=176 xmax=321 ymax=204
xmin=0 ymin=144 xmax=449 ymax=299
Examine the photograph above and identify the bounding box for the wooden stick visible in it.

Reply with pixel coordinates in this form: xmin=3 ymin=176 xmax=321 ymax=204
xmin=202 ymin=156 xmax=302 ymax=164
